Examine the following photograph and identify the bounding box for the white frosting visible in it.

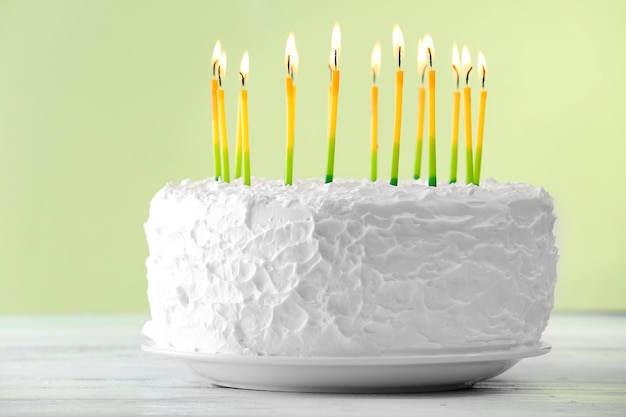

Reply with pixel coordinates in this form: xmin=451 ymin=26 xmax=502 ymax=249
xmin=143 ymin=178 xmax=558 ymax=357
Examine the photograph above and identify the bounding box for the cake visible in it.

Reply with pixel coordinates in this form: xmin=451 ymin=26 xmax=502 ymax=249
xmin=142 ymin=178 xmax=558 ymax=357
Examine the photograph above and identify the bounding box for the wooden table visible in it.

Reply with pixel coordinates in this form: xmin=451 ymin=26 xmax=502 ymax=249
xmin=1 ymin=313 xmax=625 ymax=416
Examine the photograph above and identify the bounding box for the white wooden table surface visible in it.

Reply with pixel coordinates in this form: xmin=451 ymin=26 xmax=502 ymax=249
xmin=1 ymin=313 xmax=625 ymax=417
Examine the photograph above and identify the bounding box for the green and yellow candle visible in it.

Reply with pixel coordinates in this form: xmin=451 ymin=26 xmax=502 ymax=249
xmin=284 ymin=33 xmax=298 ymax=186
xmin=390 ymin=25 xmax=404 ymax=186
xmin=326 ymin=23 xmax=341 ymax=183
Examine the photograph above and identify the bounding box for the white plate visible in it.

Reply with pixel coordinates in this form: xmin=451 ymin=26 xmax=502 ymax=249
xmin=142 ymin=343 xmax=550 ymax=393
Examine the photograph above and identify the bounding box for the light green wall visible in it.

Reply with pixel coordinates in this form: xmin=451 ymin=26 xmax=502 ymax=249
xmin=1 ymin=0 xmax=625 ymax=313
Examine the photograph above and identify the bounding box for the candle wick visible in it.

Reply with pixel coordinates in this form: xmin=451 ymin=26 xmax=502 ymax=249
xmin=218 ymin=67 xmax=222 ymax=87
xmin=287 ymin=55 xmax=291 ymax=76
xmin=453 ymin=66 xmax=459 ymax=90
xmin=465 ymin=66 xmax=472 ymax=87
xmin=334 ymin=49 xmax=338 ymax=70
xmin=421 ymin=67 xmax=426 ymax=84
xmin=240 ymin=72 xmax=245 ymax=88
xmin=372 ymin=71 xmax=376 ymax=85
xmin=482 ymin=66 xmax=486 ymax=89
xmin=428 ymin=49 xmax=432 ymax=68
xmin=398 ymin=47 xmax=402 ymax=69
xmin=212 ymin=62 xmax=217 ymax=78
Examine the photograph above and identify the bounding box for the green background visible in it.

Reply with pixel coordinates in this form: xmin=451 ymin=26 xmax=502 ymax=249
xmin=1 ymin=0 xmax=624 ymax=313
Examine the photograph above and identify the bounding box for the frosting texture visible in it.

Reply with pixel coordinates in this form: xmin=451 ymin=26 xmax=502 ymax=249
xmin=143 ymin=178 xmax=558 ymax=356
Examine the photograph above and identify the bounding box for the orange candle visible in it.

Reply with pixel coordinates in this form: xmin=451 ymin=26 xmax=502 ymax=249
xmin=370 ymin=42 xmax=381 ymax=182
xmin=217 ymin=51 xmax=230 ymax=183
xmin=390 ymin=25 xmax=404 ymax=186
xmin=414 ymin=39 xmax=426 ymax=180
xmin=474 ymin=51 xmax=488 ymax=185
xmin=450 ymin=43 xmax=461 ymax=184
xmin=210 ymin=41 xmax=222 ymax=181
xmin=461 ymin=45 xmax=474 ymax=185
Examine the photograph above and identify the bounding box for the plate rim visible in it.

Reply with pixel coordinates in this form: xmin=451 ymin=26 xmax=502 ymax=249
xmin=142 ymin=341 xmax=551 ymax=366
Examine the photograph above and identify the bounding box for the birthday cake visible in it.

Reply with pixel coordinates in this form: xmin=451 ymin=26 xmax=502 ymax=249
xmin=142 ymin=178 xmax=558 ymax=356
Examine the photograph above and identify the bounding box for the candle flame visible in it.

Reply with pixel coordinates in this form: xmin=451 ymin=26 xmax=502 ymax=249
xmin=291 ymin=47 xmax=299 ymax=78
xmin=417 ymin=39 xmax=427 ymax=81
xmin=211 ymin=40 xmax=222 ymax=77
xmin=285 ymin=33 xmax=298 ymax=77
xmin=422 ymin=34 xmax=434 ymax=67
xmin=211 ymin=40 xmax=222 ymax=65
xmin=477 ymin=51 xmax=487 ymax=88
xmin=461 ymin=45 xmax=472 ymax=86
xmin=392 ymin=25 xmax=404 ymax=68
xmin=239 ymin=51 xmax=249 ymax=85
xmin=218 ymin=51 xmax=227 ymax=80
xmin=371 ymin=42 xmax=381 ymax=81
xmin=329 ymin=23 xmax=341 ymax=70
xmin=452 ymin=43 xmax=460 ymax=88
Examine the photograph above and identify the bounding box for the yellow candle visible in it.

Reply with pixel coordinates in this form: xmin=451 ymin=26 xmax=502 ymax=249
xmin=325 ymin=23 xmax=341 ymax=184
xmin=474 ymin=51 xmax=488 ymax=186
xmin=284 ymin=33 xmax=298 ymax=186
xmin=370 ymin=42 xmax=381 ymax=182
xmin=217 ymin=51 xmax=230 ymax=183
xmin=450 ymin=43 xmax=461 ymax=184
xmin=390 ymin=25 xmax=404 ymax=186
xmin=210 ymin=41 xmax=222 ymax=181
xmin=414 ymin=39 xmax=426 ymax=180
xmin=239 ymin=52 xmax=251 ymax=186
xmin=461 ymin=45 xmax=474 ymax=185
xmin=424 ymin=35 xmax=436 ymax=187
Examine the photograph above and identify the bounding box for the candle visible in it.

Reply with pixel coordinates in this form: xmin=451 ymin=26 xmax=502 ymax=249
xmin=450 ymin=43 xmax=461 ymax=184
xmin=325 ymin=23 xmax=341 ymax=183
xmin=370 ymin=42 xmax=381 ymax=182
xmin=424 ymin=34 xmax=436 ymax=187
xmin=239 ymin=52 xmax=251 ymax=186
xmin=217 ymin=51 xmax=230 ymax=183
xmin=461 ymin=45 xmax=474 ymax=185
xmin=284 ymin=33 xmax=298 ymax=186
xmin=211 ymin=41 xmax=222 ymax=181
xmin=413 ymin=39 xmax=426 ymax=180
xmin=390 ymin=25 xmax=404 ymax=186
xmin=235 ymin=87 xmax=242 ymax=179
xmin=474 ymin=51 xmax=488 ymax=185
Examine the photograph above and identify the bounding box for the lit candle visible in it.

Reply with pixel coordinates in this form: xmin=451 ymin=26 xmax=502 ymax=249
xmin=474 ymin=51 xmax=488 ymax=185
xmin=284 ymin=33 xmax=298 ymax=186
xmin=461 ymin=45 xmax=474 ymax=185
xmin=390 ymin=25 xmax=404 ymax=186
xmin=239 ymin=52 xmax=251 ymax=186
xmin=235 ymin=85 xmax=242 ymax=179
xmin=413 ymin=39 xmax=426 ymax=180
xmin=450 ymin=43 xmax=461 ymax=184
xmin=211 ymin=41 xmax=222 ymax=181
xmin=325 ymin=23 xmax=341 ymax=183
xmin=217 ymin=51 xmax=230 ymax=183
xmin=424 ymin=34 xmax=436 ymax=187
xmin=370 ymin=42 xmax=381 ymax=182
